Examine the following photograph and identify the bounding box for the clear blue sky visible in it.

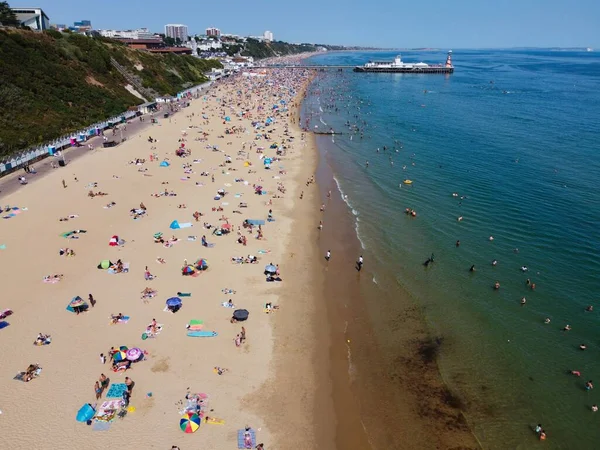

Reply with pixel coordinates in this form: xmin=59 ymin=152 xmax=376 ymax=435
xmin=16 ymin=0 xmax=599 ymax=48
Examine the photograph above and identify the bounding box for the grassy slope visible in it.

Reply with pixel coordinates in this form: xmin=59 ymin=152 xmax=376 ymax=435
xmin=0 ymin=29 xmax=221 ymax=157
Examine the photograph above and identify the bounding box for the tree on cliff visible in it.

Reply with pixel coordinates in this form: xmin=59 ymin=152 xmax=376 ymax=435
xmin=0 ymin=1 xmax=19 ymax=27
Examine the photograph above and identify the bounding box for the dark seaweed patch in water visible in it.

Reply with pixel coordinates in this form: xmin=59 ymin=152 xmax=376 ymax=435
xmin=418 ymin=337 xmax=443 ymax=364
xmin=442 ymin=387 xmax=465 ymax=410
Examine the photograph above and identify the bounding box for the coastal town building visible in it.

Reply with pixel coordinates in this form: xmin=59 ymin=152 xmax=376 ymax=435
xmin=10 ymin=7 xmax=49 ymax=30
xmin=98 ymin=28 xmax=156 ymax=40
xmin=165 ymin=24 xmax=188 ymax=42
xmin=206 ymin=27 xmax=221 ymax=37
xmin=264 ymin=30 xmax=274 ymax=42
xmin=71 ymin=20 xmax=92 ymax=33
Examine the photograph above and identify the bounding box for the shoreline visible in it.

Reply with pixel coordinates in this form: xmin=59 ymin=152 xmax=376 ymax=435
xmin=246 ymin=71 xmax=337 ymax=449
xmin=304 ymin=68 xmax=481 ymax=447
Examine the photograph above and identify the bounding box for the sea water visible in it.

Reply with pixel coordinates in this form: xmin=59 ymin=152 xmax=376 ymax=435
xmin=303 ymin=49 xmax=600 ymax=448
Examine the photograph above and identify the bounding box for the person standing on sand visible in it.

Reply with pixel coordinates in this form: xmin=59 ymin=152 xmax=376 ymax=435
xmin=325 ymin=250 xmax=331 ymax=261
xmin=94 ymin=381 xmax=102 ymax=400
xmin=357 ymin=255 xmax=363 ymax=271
xmin=125 ymin=377 xmax=135 ymax=395
xmin=89 ymin=294 xmax=96 ymax=307
xmin=62 ymin=179 xmax=67 ymax=188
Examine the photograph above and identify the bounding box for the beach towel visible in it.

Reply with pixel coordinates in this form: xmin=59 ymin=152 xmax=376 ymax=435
xmin=205 ymin=417 xmax=225 ymax=425
xmin=177 ymin=292 xmax=192 ymax=297
xmin=92 ymin=421 xmax=111 ymax=431
xmin=0 ymin=321 xmax=10 ymax=329
xmin=238 ymin=429 xmax=256 ymax=449
xmin=0 ymin=244 xmax=6 ymax=250
xmin=187 ymin=236 xmax=197 ymax=241
xmin=109 ymin=316 xmax=130 ymax=324
xmin=189 ymin=320 xmax=203 ymax=325
xmin=222 ymin=302 xmax=235 ymax=308
xmin=106 ymin=383 xmax=127 ymax=399
xmin=94 ymin=399 xmax=121 ymax=422
xmin=187 ymin=331 xmax=218 ymax=337
xmin=187 ymin=325 xmax=203 ymax=331
xmin=257 ymin=250 xmax=270 ymax=254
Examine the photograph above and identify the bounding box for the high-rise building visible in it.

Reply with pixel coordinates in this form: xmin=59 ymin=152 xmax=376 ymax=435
xmin=165 ymin=24 xmax=188 ymax=42
xmin=264 ymin=30 xmax=274 ymax=42
xmin=206 ymin=27 xmax=221 ymax=37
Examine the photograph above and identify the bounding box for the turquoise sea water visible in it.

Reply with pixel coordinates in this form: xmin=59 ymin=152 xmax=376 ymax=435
xmin=303 ymin=50 xmax=600 ymax=448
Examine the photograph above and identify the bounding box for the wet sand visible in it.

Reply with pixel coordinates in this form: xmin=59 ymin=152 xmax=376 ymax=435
xmin=314 ymin=137 xmax=481 ymax=449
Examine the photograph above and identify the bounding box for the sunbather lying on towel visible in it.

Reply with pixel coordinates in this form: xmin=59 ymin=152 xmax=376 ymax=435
xmin=24 ymin=364 xmax=41 ymax=382
xmin=110 ymin=313 xmax=124 ymax=324
xmin=43 ymin=274 xmax=63 ymax=282
xmin=34 ymin=333 xmax=51 ymax=346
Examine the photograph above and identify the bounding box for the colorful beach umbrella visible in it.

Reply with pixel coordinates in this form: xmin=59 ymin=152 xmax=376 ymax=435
xmin=126 ymin=347 xmax=142 ymax=361
xmin=112 ymin=347 xmax=128 ymax=362
xmin=195 ymin=258 xmax=208 ymax=270
xmin=69 ymin=296 xmax=86 ymax=308
xmin=180 ymin=412 xmax=201 ymax=433
xmin=182 ymin=265 xmax=195 ymax=275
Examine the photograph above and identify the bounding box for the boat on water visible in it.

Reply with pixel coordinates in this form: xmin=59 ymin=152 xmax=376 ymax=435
xmin=354 ymin=51 xmax=454 ymax=74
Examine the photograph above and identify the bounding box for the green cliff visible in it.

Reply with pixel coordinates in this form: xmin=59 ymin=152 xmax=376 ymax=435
xmin=0 ymin=29 xmax=221 ymax=156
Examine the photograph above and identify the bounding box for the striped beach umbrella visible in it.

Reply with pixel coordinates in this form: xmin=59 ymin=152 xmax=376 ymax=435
xmin=126 ymin=347 xmax=142 ymax=361
xmin=180 ymin=412 xmax=201 ymax=433
xmin=69 ymin=296 xmax=86 ymax=308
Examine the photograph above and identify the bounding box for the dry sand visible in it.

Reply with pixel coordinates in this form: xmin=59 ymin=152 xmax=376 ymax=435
xmin=0 ymin=69 xmax=328 ymax=449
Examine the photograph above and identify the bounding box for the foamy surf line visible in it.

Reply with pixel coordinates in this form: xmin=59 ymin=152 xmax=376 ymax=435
xmin=333 ymin=176 xmax=366 ymax=250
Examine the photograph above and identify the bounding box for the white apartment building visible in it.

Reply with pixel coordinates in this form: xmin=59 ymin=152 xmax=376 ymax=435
xmin=264 ymin=30 xmax=274 ymax=42
xmin=98 ymin=28 xmax=155 ymax=39
xmin=165 ymin=24 xmax=188 ymax=42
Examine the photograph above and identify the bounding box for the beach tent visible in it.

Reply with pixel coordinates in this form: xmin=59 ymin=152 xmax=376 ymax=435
xmin=97 ymin=259 xmax=112 ymax=269
xmin=263 ymin=158 xmax=272 ymax=167
xmin=170 ymin=220 xmax=192 ymax=229
xmin=159 ymin=161 xmax=170 ymax=167
xmin=225 ymin=116 xmax=231 ymax=122
xmin=109 ymin=235 xmax=120 ymax=247
xmin=76 ymin=404 xmax=96 ymax=423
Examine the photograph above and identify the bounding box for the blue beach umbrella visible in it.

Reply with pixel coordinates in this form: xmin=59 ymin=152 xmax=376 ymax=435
xmin=265 ymin=264 xmax=277 ymax=274
xmin=166 ymin=297 xmax=182 ymax=307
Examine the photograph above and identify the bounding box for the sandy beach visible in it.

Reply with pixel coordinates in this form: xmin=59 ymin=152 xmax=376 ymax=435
xmin=0 ymin=67 xmax=330 ymax=449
